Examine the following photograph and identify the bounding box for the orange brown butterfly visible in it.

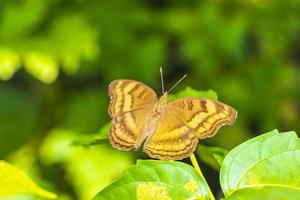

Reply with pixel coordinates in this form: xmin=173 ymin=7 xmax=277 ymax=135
xmin=108 ymin=68 xmax=237 ymax=160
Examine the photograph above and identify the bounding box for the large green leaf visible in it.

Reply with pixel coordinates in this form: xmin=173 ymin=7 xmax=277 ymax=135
xmin=220 ymin=129 xmax=300 ymax=199
xmin=0 ymin=161 xmax=57 ymax=199
xmin=92 ymin=160 xmax=210 ymax=200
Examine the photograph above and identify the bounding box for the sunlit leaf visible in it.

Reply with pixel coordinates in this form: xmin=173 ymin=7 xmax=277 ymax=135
xmin=23 ymin=52 xmax=59 ymax=84
xmin=0 ymin=48 xmax=21 ymax=81
xmin=93 ymin=160 xmax=210 ymax=200
xmin=0 ymin=3 xmax=99 ymax=83
xmin=220 ymin=129 xmax=300 ymax=199
xmin=0 ymin=161 xmax=57 ymax=199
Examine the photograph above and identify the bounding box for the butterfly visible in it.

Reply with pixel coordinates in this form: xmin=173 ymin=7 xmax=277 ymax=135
xmin=108 ymin=75 xmax=237 ymax=160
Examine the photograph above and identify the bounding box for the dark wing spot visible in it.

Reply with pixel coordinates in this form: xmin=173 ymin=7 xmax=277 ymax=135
xmin=188 ymin=100 xmax=193 ymax=110
xmin=200 ymin=100 xmax=208 ymax=112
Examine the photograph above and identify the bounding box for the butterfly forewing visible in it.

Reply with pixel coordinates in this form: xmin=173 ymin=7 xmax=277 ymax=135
xmin=167 ymin=98 xmax=237 ymax=139
xmin=108 ymin=80 xmax=157 ymax=150
xmin=108 ymin=80 xmax=157 ymax=117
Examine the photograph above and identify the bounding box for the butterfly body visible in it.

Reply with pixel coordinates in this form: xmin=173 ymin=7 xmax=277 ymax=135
xmin=108 ymin=79 xmax=237 ymax=160
xmin=154 ymin=92 xmax=168 ymax=112
xmin=144 ymin=93 xmax=168 ymax=138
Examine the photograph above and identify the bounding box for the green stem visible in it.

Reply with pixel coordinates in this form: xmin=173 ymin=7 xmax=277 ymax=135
xmin=190 ymin=153 xmax=216 ymax=200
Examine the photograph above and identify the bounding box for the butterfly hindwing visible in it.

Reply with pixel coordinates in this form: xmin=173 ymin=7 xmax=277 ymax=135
xmin=109 ymin=109 xmax=153 ymax=150
xmin=108 ymin=80 xmax=157 ymax=117
xmin=144 ymin=112 xmax=199 ymax=160
xmin=167 ymin=98 xmax=237 ymax=139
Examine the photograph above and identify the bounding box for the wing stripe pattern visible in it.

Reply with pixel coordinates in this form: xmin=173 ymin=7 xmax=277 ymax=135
xmin=144 ymin=98 xmax=236 ymax=160
xmin=109 ymin=113 xmax=137 ymax=150
xmin=109 ymin=110 xmax=152 ymax=151
xmin=144 ymin=135 xmax=198 ymax=160
xmin=110 ymin=82 xmax=136 ymax=115
xmin=108 ymin=80 xmax=157 ymax=151
xmin=169 ymin=98 xmax=237 ymax=140
xmin=193 ymin=102 xmax=236 ymax=138
xmin=108 ymin=80 xmax=157 ymax=117
xmin=144 ymin=115 xmax=199 ymax=160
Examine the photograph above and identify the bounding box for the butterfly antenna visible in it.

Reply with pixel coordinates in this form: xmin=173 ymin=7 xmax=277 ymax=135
xmin=160 ymin=67 xmax=165 ymax=94
xmin=167 ymin=74 xmax=187 ymax=94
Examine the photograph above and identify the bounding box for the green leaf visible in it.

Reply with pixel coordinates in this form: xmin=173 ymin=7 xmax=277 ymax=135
xmin=168 ymin=87 xmax=218 ymax=101
xmin=23 ymin=52 xmax=59 ymax=84
xmin=196 ymin=144 xmax=229 ymax=171
xmin=92 ymin=160 xmax=210 ymax=200
xmin=70 ymin=123 xmax=110 ymax=147
xmin=220 ymin=129 xmax=300 ymax=200
xmin=0 ymin=48 xmax=21 ymax=81
xmin=0 ymin=161 xmax=57 ymax=199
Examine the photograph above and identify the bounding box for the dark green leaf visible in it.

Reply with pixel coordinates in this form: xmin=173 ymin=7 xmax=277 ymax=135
xmin=196 ymin=144 xmax=228 ymax=171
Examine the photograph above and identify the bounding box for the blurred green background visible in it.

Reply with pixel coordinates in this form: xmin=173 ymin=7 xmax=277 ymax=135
xmin=0 ymin=0 xmax=300 ymax=199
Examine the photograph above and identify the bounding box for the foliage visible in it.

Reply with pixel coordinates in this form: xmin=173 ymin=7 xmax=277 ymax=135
xmin=196 ymin=144 xmax=229 ymax=171
xmin=0 ymin=161 xmax=56 ymax=199
xmin=93 ymin=160 xmax=210 ymax=200
xmin=0 ymin=0 xmax=99 ymax=83
xmin=220 ymin=129 xmax=300 ymax=199
xmin=94 ymin=130 xmax=300 ymax=200
xmin=1 ymin=0 xmax=300 ymax=199
xmin=39 ymin=129 xmax=134 ymax=200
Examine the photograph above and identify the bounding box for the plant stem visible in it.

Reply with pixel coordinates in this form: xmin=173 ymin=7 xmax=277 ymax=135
xmin=190 ymin=153 xmax=216 ymax=200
